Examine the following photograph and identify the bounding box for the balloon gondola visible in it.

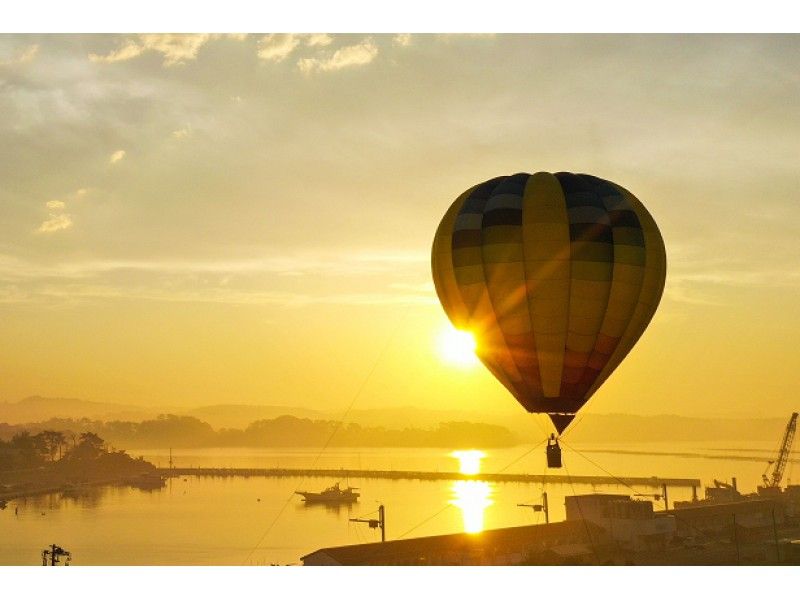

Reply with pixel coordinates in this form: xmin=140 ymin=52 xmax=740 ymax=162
xmin=431 ymin=172 xmax=666 ymax=468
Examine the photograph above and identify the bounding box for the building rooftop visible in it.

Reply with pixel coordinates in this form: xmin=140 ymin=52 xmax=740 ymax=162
xmin=301 ymin=520 xmax=607 ymax=566
xmin=671 ymin=498 xmax=781 ymax=517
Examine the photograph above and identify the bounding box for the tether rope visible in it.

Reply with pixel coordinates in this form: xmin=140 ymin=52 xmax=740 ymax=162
xmin=560 ymin=438 xmax=721 ymax=544
xmin=396 ymin=437 xmax=548 ymax=539
xmin=563 ymin=458 xmax=601 ymax=562
xmin=241 ymin=308 xmax=411 ymax=564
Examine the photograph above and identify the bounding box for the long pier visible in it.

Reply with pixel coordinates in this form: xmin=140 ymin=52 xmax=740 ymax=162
xmin=158 ymin=467 xmax=700 ymax=488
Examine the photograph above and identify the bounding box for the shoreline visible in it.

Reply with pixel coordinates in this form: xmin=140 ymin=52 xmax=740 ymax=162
xmin=0 ymin=473 xmax=165 ymax=503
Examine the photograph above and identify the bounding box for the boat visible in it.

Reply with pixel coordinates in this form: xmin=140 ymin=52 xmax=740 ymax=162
xmin=128 ymin=472 xmax=166 ymax=490
xmin=296 ymin=482 xmax=360 ymax=504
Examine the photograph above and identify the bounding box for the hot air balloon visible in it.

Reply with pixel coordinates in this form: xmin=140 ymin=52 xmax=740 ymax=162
xmin=431 ymin=172 xmax=666 ymax=466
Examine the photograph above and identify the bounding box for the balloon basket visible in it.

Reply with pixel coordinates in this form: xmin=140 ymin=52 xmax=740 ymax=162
xmin=546 ymin=437 xmax=562 ymax=469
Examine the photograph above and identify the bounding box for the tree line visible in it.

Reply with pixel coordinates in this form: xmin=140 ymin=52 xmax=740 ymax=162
xmin=1 ymin=430 xmax=111 ymax=470
xmin=0 ymin=414 xmax=519 ymax=450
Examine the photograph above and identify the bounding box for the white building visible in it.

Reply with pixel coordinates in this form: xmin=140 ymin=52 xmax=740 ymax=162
xmin=566 ymin=494 xmax=676 ymax=552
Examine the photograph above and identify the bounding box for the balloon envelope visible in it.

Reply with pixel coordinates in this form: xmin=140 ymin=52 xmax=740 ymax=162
xmin=431 ymin=172 xmax=666 ymax=434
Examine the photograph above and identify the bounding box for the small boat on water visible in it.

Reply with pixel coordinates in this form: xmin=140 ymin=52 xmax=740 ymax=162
xmin=296 ymin=482 xmax=359 ymax=504
xmin=128 ymin=472 xmax=167 ymax=490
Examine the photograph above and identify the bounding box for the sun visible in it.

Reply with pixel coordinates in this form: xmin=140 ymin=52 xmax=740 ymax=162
xmin=437 ymin=326 xmax=478 ymax=367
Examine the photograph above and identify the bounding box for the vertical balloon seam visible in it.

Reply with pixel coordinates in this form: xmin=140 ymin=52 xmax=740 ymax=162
xmin=523 ymin=172 xmax=572 ymax=413
xmin=451 ymin=177 xmax=528 ymax=400
xmin=432 ymin=187 xmax=520 ymax=399
xmin=462 ymin=179 xmax=531 ymax=400
xmin=583 ymin=182 xmax=665 ymax=399
xmin=553 ymin=172 xmax=578 ymax=427
xmin=570 ymin=174 xmax=617 ymax=404
xmin=482 ymin=173 xmax=541 ymax=411
xmin=516 ymin=172 xmax=546 ymax=412
xmin=572 ymin=174 xmax=630 ymax=405
xmin=617 ymin=183 xmax=666 ymax=344
xmin=625 ymin=184 xmax=667 ymax=344
xmin=431 ymin=187 xmax=476 ymax=329
xmin=470 ymin=176 xmax=530 ymax=399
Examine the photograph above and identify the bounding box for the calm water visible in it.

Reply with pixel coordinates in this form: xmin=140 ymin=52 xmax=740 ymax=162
xmin=1 ymin=441 xmax=793 ymax=565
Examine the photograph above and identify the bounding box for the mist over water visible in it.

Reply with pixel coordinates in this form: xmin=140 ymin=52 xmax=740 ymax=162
xmin=1 ymin=441 xmax=792 ymax=565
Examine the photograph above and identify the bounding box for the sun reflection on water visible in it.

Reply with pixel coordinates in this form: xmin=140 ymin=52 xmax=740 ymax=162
xmin=450 ymin=449 xmax=492 ymax=533
xmin=451 ymin=480 xmax=493 ymax=533
xmin=451 ymin=450 xmax=485 ymax=475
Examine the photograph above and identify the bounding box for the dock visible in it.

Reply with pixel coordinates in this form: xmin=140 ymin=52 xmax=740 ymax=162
xmin=157 ymin=467 xmax=700 ymax=488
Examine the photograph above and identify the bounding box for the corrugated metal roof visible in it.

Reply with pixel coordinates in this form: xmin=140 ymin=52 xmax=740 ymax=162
xmin=672 ymin=499 xmax=780 ymax=518
xmin=301 ymin=520 xmax=606 ymax=566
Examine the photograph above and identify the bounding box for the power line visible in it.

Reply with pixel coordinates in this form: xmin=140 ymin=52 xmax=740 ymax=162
xmin=241 ymin=308 xmax=411 ymax=565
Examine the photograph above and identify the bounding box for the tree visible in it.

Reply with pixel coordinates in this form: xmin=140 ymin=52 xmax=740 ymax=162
xmin=9 ymin=431 xmax=47 ymax=467
xmin=38 ymin=430 xmax=67 ymax=462
xmin=67 ymin=432 xmax=106 ymax=460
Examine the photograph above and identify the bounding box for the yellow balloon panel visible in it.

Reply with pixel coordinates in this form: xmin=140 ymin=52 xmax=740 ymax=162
xmin=431 ymin=172 xmax=666 ymax=434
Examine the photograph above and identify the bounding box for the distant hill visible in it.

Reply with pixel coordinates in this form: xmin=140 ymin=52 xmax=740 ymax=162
xmin=0 ymin=396 xmax=794 ymax=444
xmin=561 ymin=413 xmax=793 ymax=444
xmin=184 ymin=404 xmax=325 ymax=429
xmin=0 ymin=396 xmax=160 ymax=424
xmin=344 ymin=407 xmax=501 ymax=430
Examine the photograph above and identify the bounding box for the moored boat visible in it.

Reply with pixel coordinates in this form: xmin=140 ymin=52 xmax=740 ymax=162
xmin=296 ymin=482 xmax=359 ymax=504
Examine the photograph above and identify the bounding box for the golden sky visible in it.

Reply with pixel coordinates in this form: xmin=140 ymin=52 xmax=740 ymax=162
xmin=1 ymin=34 xmax=799 ymax=419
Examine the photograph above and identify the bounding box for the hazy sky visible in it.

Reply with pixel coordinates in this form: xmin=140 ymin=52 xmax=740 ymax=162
xmin=1 ymin=34 xmax=799 ymax=420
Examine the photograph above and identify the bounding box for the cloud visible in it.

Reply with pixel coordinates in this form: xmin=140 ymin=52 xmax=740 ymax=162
xmin=89 ymin=34 xmax=245 ymax=67
xmin=256 ymin=34 xmax=336 ymax=63
xmin=41 ymin=189 xmax=86 ymax=214
xmin=393 ymin=34 xmax=412 ymax=47
xmin=37 ymin=213 xmax=73 ymax=234
xmin=88 ymin=40 xmax=144 ymax=64
xmin=1 ymin=44 xmax=39 ymax=66
xmin=37 ymin=192 xmax=84 ymax=233
xmin=0 ymin=283 xmax=436 ymax=308
xmin=0 ymin=250 xmax=434 ymax=308
xmin=109 ymin=149 xmax=126 ymax=164
xmin=0 ymin=250 xmax=429 ymax=281
xmin=257 ymin=34 xmax=301 ymax=62
xmin=304 ymin=34 xmax=333 ymax=47
xmin=297 ymin=38 xmax=379 ymax=74
xmin=171 ymin=126 xmax=192 ymax=139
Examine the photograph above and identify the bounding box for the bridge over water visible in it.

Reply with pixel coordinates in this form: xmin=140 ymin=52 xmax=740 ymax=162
xmin=158 ymin=467 xmax=700 ymax=488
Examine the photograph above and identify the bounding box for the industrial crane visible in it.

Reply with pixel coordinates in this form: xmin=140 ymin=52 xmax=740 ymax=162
xmin=761 ymin=412 xmax=798 ymax=489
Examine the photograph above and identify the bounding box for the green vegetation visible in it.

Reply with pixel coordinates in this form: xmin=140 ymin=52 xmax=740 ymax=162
xmin=0 ymin=430 xmax=157 ymax=499
xmin=0 ymin=414 xmax=519 ymax=450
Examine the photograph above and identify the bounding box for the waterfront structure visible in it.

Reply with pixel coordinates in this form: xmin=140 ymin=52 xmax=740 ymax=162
xmin=565 ymin=494 xmax=676 ymax=551
xmin=302 ymin=492 xmax=800 ymax=566
xmin=302 ymin=520 xmax=609 ymax=565
xmin=671 ymin=498 xmax=784 ymax=542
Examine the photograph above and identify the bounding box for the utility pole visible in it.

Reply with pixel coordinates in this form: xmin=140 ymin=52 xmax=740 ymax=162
xmin=543 ymin=492 xmax=549 ymax=523
xmin=41 ymin=544 xmax=71 ymax=566
xmin=772 ymin=509 xmax=780 ymax=563
xmin=350 ymin=504 xmax=386 ymax=542
xmin=518 ymin=491 xmax=549 ymax=524
xmin=661 ymin=483 xmax=669 ymax=511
